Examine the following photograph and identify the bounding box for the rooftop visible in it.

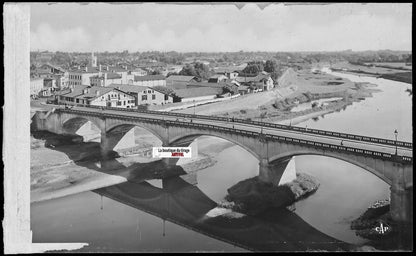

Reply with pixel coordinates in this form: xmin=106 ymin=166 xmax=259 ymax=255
xmin=166 ymin=75 xmax=196 ymax=82
xmin=59 ymin=85 xmax=124 ymax=100
xmin=174 ymin=87 xmax=222 ymax=99
xmin=235 ymin=73 xmax=272 ymax=83
xmin=109 ymin=84 xmax=170 ymax=95
xmin=134 ymin=74 xmax=166 ymax=82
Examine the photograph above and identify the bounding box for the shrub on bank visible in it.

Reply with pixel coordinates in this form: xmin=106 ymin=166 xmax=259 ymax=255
xmin=224 ymin=173 xmax=319 ymax=216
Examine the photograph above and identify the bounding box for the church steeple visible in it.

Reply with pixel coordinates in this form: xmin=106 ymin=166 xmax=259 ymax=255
xmin=91 ymin=52 xmax=97 ymax=67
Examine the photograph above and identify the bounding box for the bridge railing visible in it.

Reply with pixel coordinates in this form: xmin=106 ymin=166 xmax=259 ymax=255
xmin=73 ymin=104 xmax=414 ymax=149
xmin=56 ymin=108 xmax=413 ymax=164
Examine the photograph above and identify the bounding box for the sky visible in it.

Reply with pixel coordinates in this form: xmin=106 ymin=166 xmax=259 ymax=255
xmin=30 ymin=2 xmax=412 ymax=52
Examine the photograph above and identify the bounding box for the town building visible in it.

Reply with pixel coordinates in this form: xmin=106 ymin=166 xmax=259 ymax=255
xmin=160 ymin=65 xmax=183 ymax=76
xmin=166 ymin=75 xmax=198 ymax=89
xmin=235 ymin=73 xmax=274 ymax=91
xmin=57 ymin=85 xmax=135 ymax=108
xmin=68 ymin=66 xmax=101 ymax=86
xmin=237 ymin=85 xmax=251 ymax=95
xmin=128 ymin=67 xmax=148 ymax=77
xmin=208 ymin=74 xmax=228 ymax=83
xmin=38 ymin=63 xmax=67 ymax=75
xmin=109 ymin=84 xmax=173 ymax=106
xmin=30 ymin=77 xmax=44 ymax=96
xmin=213 ymin=66 xmax=242 ymax=80
xmin=130 ymin=75 xmax=166 ymax=87
xmin=90 ymin=72 xmax=123 ymax=87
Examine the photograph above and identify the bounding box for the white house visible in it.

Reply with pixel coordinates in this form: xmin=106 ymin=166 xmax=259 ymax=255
xmin=109 ymin=84 xmax=173 ymax=106
xmin=57 ymin=85 xmax=135 ymax=108
xmin=30 ymin=77 xmax=44 ymax=96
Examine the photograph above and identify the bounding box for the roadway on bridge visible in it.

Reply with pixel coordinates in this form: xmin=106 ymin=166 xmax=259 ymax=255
xmin=67 ymin=106 xmax=412 ymax=157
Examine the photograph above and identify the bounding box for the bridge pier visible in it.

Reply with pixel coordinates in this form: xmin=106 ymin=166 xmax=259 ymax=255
xmin=258 ymin=158 xmax=297 ymax=186
xmin=390 ymin=184 xmax=413 ymax=223
xmin=258 ymin=159 xmax=282 ymax=186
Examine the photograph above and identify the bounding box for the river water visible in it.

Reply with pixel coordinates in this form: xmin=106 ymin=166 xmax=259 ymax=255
xmin=31 ymin=70 xmax=412 ymax=252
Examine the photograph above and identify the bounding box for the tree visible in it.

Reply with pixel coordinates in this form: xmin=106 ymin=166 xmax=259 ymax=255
xmin=166 ymin=72 xmax=178 ymax=77
xmin=179 ymin=62 xmax=213 ymax=80
xmin=151 ymin=69 xmax=162 ymax=75
xmin=179 ymin=64 xmax=198 ymax=77
xmin=264 ymin=60 xmax=277 ymax=73
xmin=242 ymin=61 xmax=264 ymax=76
xmin=222 ymin=84 xmax=238 ymax=95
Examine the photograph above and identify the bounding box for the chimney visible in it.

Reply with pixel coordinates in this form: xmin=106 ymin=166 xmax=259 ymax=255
xmin=70 ymin=88 xmax=74 ymax=93
xmin=99 ymin=64 xmax=102 ymax=72
xmin=104 ymin=73 xmax=107 ymax=80
xmin=84 ymin=66 xmax=88 ymax=72
xmin=96 ymin=90 xmax=100 ymax=96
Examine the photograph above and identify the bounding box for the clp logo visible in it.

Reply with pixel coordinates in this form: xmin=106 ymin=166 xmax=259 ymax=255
xmin=374 ymin=222 xmax=391 ymax=235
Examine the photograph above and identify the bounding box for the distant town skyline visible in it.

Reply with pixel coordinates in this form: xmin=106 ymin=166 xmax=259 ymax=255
xmin=30 ymin=2 xmax=412 ymax=53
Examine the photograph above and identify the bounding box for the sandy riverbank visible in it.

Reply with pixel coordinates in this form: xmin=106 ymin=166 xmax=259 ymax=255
xmin=193 ymin=68 xmax=380 ymax=125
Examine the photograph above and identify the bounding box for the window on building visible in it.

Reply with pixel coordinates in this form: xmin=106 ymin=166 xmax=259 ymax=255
xmin=123 ymin=101 xmax=126 ymax=105
xmin=148 ymin=90 xmax=152 ymax=93
xmin=76 ymin=99 xmax=79 ymax=103
xmin=142 ymin=95 xmax=147 ymax=101
xmin=117 ymin=101 xmax=121 ymax=106
xmin=164 ymin=95 xmax=169 ymax=101
xmin=152 ymin=94 xmax=156 ymax=100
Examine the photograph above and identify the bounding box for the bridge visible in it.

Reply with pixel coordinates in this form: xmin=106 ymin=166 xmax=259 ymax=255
xmin=31 ymin=106 xmax=413 ymax=222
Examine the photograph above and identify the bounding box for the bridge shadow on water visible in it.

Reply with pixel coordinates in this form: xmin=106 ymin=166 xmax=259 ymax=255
xmin=32 ymin=131 xmax=189 ymax=182
xmin=93 ymin=177 xmax=352 ymax=252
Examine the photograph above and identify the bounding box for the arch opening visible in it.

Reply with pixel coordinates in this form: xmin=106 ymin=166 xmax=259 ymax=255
xmin=269 ymin=151 xmax=391 ymax=186
xmin=169 ymin=134 xmax=260 ymax=203
xmin=62 ymin=117 xmax=101 ymax=142
xmin=279 ymin=153 xmax=391 ymax=245
xmin=105 ymin=124 xmax=164 ymax=156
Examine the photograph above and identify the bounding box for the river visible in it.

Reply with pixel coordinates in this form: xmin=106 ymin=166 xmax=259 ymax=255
xmin=31 ymin=70 xmax=412 ymax=252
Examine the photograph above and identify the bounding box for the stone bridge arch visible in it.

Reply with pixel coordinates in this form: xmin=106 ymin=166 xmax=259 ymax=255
xmin=61 ymin=113 xmax=105 ymax=132
xmin=168 ymin=132 xmax=263 ymax=161
xmin=62 ymin=117 xmax=101 ymax=135
xmin=268 ymin=150 xmax=392 ymax=185
xmin=105 ymin=122 xmax=166 ymax=144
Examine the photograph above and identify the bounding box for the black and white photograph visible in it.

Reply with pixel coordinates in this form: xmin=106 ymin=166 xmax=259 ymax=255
xmin=3 ymin=2 xmax=413 ymax=253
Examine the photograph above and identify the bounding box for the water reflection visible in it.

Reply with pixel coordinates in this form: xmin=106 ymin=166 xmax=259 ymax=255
xmin=92 ymin=177 xmax=349 ymax=252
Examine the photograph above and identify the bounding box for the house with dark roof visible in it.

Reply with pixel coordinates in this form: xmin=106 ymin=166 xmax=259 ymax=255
xmin=213 ymin=66 xmax=243 ymax=79
xmin=166 ymin=75 xmax=198 ymax=89
xmin=109 ymin=84 xmax=173 ymax=106
xmin=56 ymin=85 xmax=135 ymax=108
xmin=235 ymin=73 xmax=274 ymax=91
xmin=208 ymin=74 xmax=228 ymax=83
